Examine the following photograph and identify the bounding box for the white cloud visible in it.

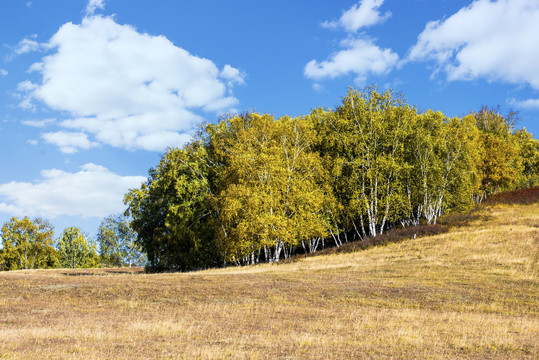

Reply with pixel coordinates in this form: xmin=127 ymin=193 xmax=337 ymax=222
xmin=17 ymin=81 xmax=39 ymax=109
xmin=85 ymin=0 xmax=105 ymax=16
xmin=41 ymin=131 xmax=100 ymax=154
xmin=306 ymin=1 xmax=396 ymax=84
xmin=408 ymin=0 xmax=539 ymax=90
xmin=0 ymin=163 xmax=145 ymax=219
xmin=304 ymin=37 xmax=398 ymax=82
xmin=508 ymin=97 xmax=539 ymax=110
xmin=322 ymin=0 xmax=390 ymax=32
xmin=312 ymin=83 xmax=325 ymax=92
xmin=220 ymin=64 xmax=245 ymax=85
xmin=0 ymin=69 xmax=7 ymax=77
xmin=18 ymin=97 xmax=35 ymax=111
xmin=0 ymin=203 xmax=22 ymax=215
xmin=133 ymin=131 xmax=192 ymax=152
xmin=17 ymin=80 xmax=38 ymax=92
xmin=19 ymin=15 xmax=244 ymax=152
xmin=21 ymin=118 xmax=56 ymax=128
xmin=14 ymin=36 xmax=42 ymax=55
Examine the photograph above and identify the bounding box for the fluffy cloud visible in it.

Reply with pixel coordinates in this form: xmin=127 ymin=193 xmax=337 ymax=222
xmin=322 ymin=0 xmax=391 ymax=32
xmin=408 ymin=0 xmax=539 ymax=89
xmin=306 ymin=0 xmax=397 ymax=83
xmin=85 ymin=0 xmax=105 ymax=16
xmin=41 ymin=131 xmax=100 ymax=154
xmin=0 ymin=69 xmax=7 ymax=77
xmin=16 ymin=37 xmax=41 ymax=55
xmin=0 ymin=163 xmax=145 ymax=218
xmin=19 ymin=15 xmax=244 ymax=152
xmin=508 ymin=97 xmax=539 ymax=110
xmin=21 ymin=118 xmax=56 ymax=128
xmin=220 ymin=64 xmax=245 ymax=86
xmin=304 ymin=37 xmax=398 ymax=82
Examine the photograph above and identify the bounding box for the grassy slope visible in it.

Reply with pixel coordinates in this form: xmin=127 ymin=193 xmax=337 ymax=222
xmin=0 ymin=188 xmax=538 ymax=359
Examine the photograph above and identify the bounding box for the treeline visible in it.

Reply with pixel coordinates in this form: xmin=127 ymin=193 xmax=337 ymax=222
xmin=124 ymin=87 xmax=539 ymax=272
xmin=0 ymin=214 xmax=145 ymax=271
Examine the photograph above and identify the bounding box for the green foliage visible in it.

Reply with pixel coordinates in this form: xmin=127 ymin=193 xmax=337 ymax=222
xmin=57 ymin=227 xmax=99 ymax=269
xmin=125 ymin=140 xmax=220 ymax=272
xmin=0 ymin=217 xmax=58 ymax=270
xmin=97 ymin=214 xmax=146 ymax=267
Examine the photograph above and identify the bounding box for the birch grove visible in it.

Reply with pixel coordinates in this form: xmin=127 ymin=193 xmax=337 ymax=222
xmin=122 ymin=87 xmax=538 ymax=272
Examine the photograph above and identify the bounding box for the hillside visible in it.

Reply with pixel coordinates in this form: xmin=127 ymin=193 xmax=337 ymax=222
xmin=0 ymin=188 xmax=538 ymax=359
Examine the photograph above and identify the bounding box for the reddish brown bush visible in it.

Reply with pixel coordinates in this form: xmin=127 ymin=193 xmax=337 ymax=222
xmin=483 ymin=186 xmax=539 ymax=205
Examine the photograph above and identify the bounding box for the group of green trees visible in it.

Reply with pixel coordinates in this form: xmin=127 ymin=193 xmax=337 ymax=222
xmin=125 ymin=87 xmax=539 ymax=272
xmin=0 ymin=214 xmax=145 ymax=271
xmin=2 ymin=87 xmax=537 ymax=273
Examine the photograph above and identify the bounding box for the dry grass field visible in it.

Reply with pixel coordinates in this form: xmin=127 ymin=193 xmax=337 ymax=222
xmin=1 ymin=188 xmax=538 ymax=359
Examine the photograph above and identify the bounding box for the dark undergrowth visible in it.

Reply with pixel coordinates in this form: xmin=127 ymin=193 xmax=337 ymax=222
xmin=482 ymin=186 xmax=539 ymax=205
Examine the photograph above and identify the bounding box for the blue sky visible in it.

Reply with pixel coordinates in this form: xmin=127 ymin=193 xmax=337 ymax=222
xmin=1 ymin=0 xmax=538 ymax=239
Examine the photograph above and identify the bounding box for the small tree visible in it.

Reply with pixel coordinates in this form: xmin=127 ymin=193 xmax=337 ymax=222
xmin=97 ymin=214 xmax=146 ymax=267
xmin=57 ymin=227 xmax=99 ymax=269
xmin=474 ymin=107 xmax=521 ymax=194
xmin=0 ymin=217 xmax=58 ymax=270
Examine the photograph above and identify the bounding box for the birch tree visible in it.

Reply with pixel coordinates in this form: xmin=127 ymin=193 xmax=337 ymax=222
xmin=279 ymin=115 xmax=334 ymax=255
xmin=320 ymin=87 xmax=414 ymax=237
xmin=57 ymin=227 xmax=99 ymax=269
xmin=97 ymin=214 xmax=146 ymax=267
xmin=0 ymin=217 xmax=58 ymax=270
xmin=208 ymin=113 xmax=333 ymax=263
xmin=474 ymin=107 xmax=520 ymax=194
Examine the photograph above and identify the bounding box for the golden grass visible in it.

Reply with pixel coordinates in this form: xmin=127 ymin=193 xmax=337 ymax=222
xmin=0 ymin=194 xmax=538 ymax=359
